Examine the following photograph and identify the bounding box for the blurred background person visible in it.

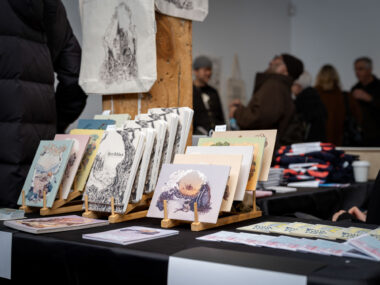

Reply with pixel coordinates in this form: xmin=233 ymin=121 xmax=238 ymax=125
xmin=351 ymin=57 xmax=380 ymax=146
xmin=292 ymin=71 xmax=327 ymax=142
xmin=192 ymin=56 xmax=225 ymax=135
xmin=229 ymin=54 xmax=304 ymax=146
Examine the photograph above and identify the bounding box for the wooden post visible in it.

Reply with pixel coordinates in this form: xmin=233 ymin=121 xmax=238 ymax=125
xmin=102 ymin=14 xmax=193 ymax=145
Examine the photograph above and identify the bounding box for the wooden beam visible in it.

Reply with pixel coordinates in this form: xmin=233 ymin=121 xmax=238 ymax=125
xmin=102 ymin=13 xmax=193 ymax=118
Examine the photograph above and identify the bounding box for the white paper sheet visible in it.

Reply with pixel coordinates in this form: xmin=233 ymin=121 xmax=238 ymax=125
xmin=79 ymin=0 xmax=157 ymax=94
xmin=0 ymin=231 xmax=12 ymax=279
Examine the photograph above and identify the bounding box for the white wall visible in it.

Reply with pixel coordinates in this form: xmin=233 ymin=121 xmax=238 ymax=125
xmin=290 ymin=0 xmax=380 ymax=90
xmin=60 ymin=0 xmax=380 ymax=128
xmin=62 ymin=0 xmax=102 ymax=131
xmin=193 ymin=0 xmax=292 ymax=116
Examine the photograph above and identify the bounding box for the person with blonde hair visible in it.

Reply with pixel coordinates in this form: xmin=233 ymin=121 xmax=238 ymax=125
xmin=315 ymin=65 xmax=360 ymax=145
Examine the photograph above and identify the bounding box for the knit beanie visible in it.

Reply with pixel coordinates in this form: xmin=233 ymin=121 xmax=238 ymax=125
xmin=282 ymin=54 xmax=304 ymax=80
xmin=193 ymin=56 xmax=212 ymax=70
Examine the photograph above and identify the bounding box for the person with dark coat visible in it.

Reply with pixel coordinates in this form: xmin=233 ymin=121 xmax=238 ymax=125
xmin=351 ymin=57 xmax=380 ymax=146
xmin=229 ymin=54 xmax=304 ymax=146
xmin=0 ymin=0 xmax=86 ymax=207
xmin=192 ymin=56 xmax=225 ymax=135
xmin=292 ymin=71 xmax=327 ymax=142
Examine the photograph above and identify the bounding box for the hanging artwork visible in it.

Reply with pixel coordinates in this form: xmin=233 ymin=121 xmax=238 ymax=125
xmin=155 ymin=0 xmax=208 ymax=22
xmin=79 ymin=0 xmax=156 ymax=94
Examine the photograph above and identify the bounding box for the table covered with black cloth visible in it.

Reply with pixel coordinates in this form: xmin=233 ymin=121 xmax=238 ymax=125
xmin=257 ymin=182 xmax=374 ymax=219
xmin=1 ymin=215 xmax=380 ymax=285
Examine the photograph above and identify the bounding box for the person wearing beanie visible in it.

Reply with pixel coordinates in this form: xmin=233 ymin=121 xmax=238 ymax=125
xmin=193 ymin=55 xmax=225 ymax=135
xmin=229 ymin=54 xmax=304 ymax=146
xmin=292 ymin=71 xmax=327 ymax=142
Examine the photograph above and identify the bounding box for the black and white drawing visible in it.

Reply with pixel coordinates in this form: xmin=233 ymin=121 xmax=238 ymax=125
xmin=100 ymin=3 xmax=137 ymax=85
xmin=85 ymin=129 xmax=145 ymax=213
xmin=79 ymin=0 xmax=156 ymax=94
xmin=155 ymin=0 xmax=208 ymax=22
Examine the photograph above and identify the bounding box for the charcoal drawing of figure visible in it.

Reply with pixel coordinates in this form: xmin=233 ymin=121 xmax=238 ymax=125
xmin=100 ymin=3 xmax=137 ymax=85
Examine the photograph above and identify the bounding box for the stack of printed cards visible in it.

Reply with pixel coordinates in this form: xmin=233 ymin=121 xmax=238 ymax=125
xmin=94 ymin=114 xmax=131 ymax=128
xmin=197 ymin=230 xmax=378 ymax=261
xmin=0 ymin=208 xmax=25 ymax=221
xmin=83 ymin=226 xmax=178 ymax=245
xmin=4 ymin=215 xmax=108 ymax=234
xmin=78 ymin=119 xmax=115 ymax=130
xmin=84 ymin=129 xmax=145 ymax=214
xmin=238 ymin=221 xmax=371 ymax=241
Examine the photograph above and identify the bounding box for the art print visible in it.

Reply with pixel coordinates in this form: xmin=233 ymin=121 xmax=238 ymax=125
xmin=17 ymin=141 xmax=73 ymax=208
xmin=85 ymin=129 xmax=143 ymax=213
xmin=70 ymin=129 xmax=104 ymax=191
xmin=79 ymin=0 xmax=156 ymax=94
xmin=155 ymin=0 xmax=208 ymax=22
xmin=54 ymin=134 xmax=90 ymax=198
xmin=148 ymin=164 xmax=230 ymax=224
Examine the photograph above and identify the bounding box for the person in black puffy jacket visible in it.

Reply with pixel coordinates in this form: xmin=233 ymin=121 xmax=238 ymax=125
xmin=0 ymin=0 xmax=86 ymax=207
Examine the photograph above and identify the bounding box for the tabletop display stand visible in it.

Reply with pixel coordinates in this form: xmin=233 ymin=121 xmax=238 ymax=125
xmin=19 ymin=180 xmax=83 ymax=216
xmin=82 ymin=193 xmax=153 ymax=223
xmin=161 ymin=191 xmax=262 ymax=231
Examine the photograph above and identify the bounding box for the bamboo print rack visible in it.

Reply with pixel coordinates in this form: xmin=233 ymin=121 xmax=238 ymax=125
xmin=161 ymin=190 xmax=262 ymax=231
xmin=83 ymin=192 xmax=153 ymax=223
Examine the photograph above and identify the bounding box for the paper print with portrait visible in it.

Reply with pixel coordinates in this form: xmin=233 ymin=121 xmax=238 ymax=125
xmin=148 ymin=164 xmax=230 ymax=224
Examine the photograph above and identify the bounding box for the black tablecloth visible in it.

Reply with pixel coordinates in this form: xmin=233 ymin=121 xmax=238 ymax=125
xmin=257 ymin=183 xmax=374 ymax=219
xmin=1 ymin=215 xmax=380 ymax=285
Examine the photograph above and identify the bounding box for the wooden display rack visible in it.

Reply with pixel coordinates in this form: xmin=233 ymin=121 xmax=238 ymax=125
xmin=82 ymin=192 xmax=153 ymax=223
xmin=19 ymin=181 xmax=84 ymax=216
xmin=161 ymin=191 xmax=262 ymax=231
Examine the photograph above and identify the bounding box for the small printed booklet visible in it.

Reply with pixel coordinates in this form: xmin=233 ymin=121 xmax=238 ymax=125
xmin=83 ymin=226 xmax=178 ymax=245
xmin=334 ymin=227 xmax=371 ymax=240
xmin=4 ymin=215 xmax=108 ymax=234
xmin=237 ymin=221 xmax=289 ymax=233
xmin=348 ymin=234 xmax=380 ymax=261
xmin=0 ymin=208 xmax=25 ymax=221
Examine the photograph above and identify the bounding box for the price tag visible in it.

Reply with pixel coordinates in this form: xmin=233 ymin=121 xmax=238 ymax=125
xmin=215 ymin=125 xmax=227 ymax=132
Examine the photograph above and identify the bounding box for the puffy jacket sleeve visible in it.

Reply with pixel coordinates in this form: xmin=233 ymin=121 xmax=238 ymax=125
xmin=234 ymin=79 xmax=285 ymax=130
xmin=44 ymin=0 xmax=87 ymax=133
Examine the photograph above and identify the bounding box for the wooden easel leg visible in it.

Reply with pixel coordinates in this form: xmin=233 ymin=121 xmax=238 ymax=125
xmin=161 ymin=200 xmax=181 ymax=228
xmin=82 ymin=194 xmax=98 ymax=219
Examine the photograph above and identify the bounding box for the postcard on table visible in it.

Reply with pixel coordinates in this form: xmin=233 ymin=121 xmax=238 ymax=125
xmin=17 ymin=140 xmax=73 ymax=208
xmin=186 ymin=146 xmax=253 ymax=201
xmin=83 ymin=226 xmax=178 ymax=245
xmin=4 ymin=215 xmax=108 ymax=234
xmin=54 ymin=134 xmax=90 ymax=199
xmin=70 ymin=129 xmax=104 ymax=191
xmin=212 ymin=129 xmax=277 ymax=181
xmin=173 ymin=153 xmax=242 ymax=212
xmin=198 ymin=137 xmax=265 ymax=192
xmin=147 ymin=164 xmax=230 ymax=224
